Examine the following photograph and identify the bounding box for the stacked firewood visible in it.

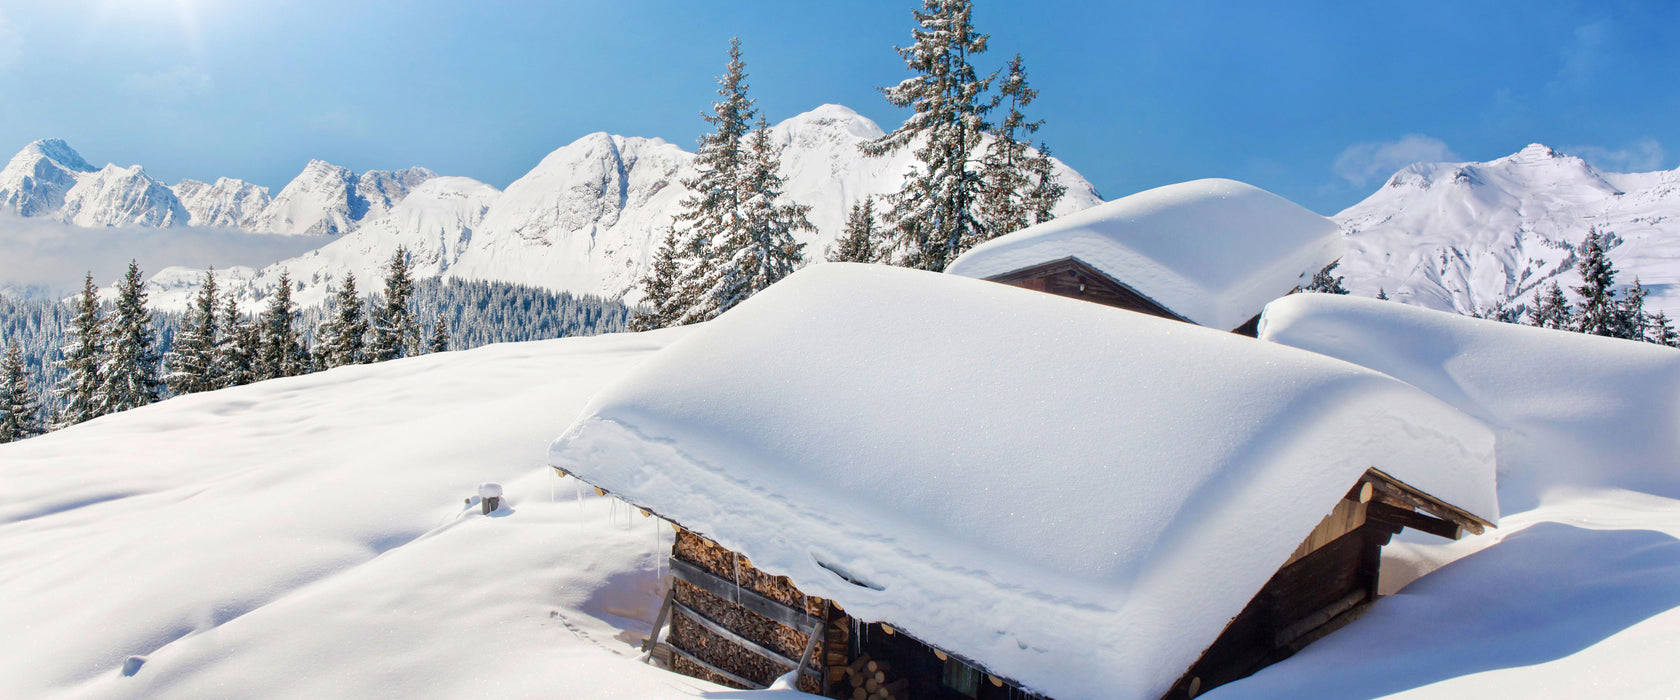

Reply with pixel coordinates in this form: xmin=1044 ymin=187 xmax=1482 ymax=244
xmin=674 ymin=530 xmax=826 ymax=616
xmin=839 ymin=654 xmax=909 ymax=700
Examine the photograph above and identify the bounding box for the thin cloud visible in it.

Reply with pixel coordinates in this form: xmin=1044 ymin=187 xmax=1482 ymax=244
xmin=121 ymin=66 xmax=213 ymax=99
xmin=0 ymin=215 xmax=320 ymax=297
xmin=1568 ymin=138 xmax=1666 ymax=173
xmin=0 ymin=10 xmax=20 ymax=73
xmin=1548 ymin=20 xmax=1612 ymax=94
xmin=1332 ymin=135 xmax=1460 ymax=187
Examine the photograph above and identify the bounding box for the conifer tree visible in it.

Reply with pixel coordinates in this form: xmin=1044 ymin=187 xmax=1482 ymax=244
xmin=864 ymin=0 xmax=994 ymax=271
xmin=372 ymin=247 xmax=419 ymax=361
xmin=1573 ymin=228 xmax=1619 ymax=336
xmin=98 ymin=260 xmax=161 ymax=413
xmin=1376 ymin=288 xmax=1390 ymax=301
xmin=678 ymin=120 xmax=810 ymax=323
xmin=0 ymin=342 xmax=44 ymax=443
xmin=631 ymin=229 xmax=684 ymax=332
xmin=219 ymin=296 xmax=258 ymax=388
xmin=979 ymin=54 xmax=1062 ymax=237
xmin=317 ymin=272 xmax=370 ymax=368
xmin=1528 ymin=281 xmax=1574 ymax=330
xmin=1306 ymin=260 xmax=1349 ymax=294
xmin=54 ymin=272 xmax=106 ymax=427
xmin=428 ymin=318 xmax=450 ymax=354
xmin=256 ymin=270 xmax=308 ymax=380
xmin=1648 ymin=310 xmax=1679 ymax=347
xmin=829 ymin=195 xmax=879 ymax=263
xmin=164 ymin=268 xmax=223 ymax=395
xmin=1616 ymin=278 xmax=1648 ymax=340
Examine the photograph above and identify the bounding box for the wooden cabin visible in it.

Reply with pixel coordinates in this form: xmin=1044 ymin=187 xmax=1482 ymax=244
xmin=944 ymin=178 xmax=1343 ymax=336
xmin=547 ymin=264 xmax=1500 ymax=700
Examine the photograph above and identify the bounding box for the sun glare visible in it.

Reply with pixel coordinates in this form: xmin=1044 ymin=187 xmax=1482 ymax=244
xmin=92 ymin=0 xmax=208 ymax=53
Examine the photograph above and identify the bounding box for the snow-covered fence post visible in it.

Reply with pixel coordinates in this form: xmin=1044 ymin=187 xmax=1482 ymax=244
xmin=479 ymin=483 xmax=503 ymax=514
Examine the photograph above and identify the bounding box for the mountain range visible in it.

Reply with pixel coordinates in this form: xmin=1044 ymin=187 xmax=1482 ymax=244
xmin=0 ymin=104 xmax=1103 ymax=311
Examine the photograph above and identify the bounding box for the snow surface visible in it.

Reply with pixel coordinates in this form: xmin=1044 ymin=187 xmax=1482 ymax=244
xmin=1218 ymin=293 xmax=1680 ymax=698
xmin=547 ymin=263 xmax=1495 ymax=700
xmin=946 ymin=178 xmax=1341 ymax=330
xmin=0 ymin=329 xmax=818 ymax=699
xmin=1338 ymin=143 xmax=1680 ymax=319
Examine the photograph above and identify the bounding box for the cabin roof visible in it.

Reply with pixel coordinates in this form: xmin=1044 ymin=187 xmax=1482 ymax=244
xmin=547 ymin=264 xmax=1495 ymax=700
xmin=945 ymin=178 xmax=1343 ymax=331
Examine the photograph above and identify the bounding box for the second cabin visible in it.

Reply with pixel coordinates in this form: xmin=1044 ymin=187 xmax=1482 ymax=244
xmin=547 ymin=264 xmax=1500 ymax=700
xmin=944 ymin=178 xmax=1344 ymax=335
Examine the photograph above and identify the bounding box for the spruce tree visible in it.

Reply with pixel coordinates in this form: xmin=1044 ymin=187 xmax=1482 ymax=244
xmin=256 ymin=270 xmax=308 ymax=380
xmin=1306 ymin=260 xmax=1349 ymax=294
xmin=1573 ymin=228 xmax=1618 ymax=336
xmin=679 ymin=120 xmax=810 ymax=323
xmin=863 ymin=0 xmax=994 ymax=271
xmin=98 ymin=260 xmax=161 ymax=414
xmin=1616 ymin=278 xmax=1648 ymax=340
xmin=54 ymin=272 xmax=106 ymax=427
xmin=979 ymin=54 xmax=1053 ymax=238
xmin=0 ymin=342 xmax=44 ymax=442
xmin=372 ymin=247 xmax=419 ymax=361
xmin=829 ymin=195 xmax=879 ymax=263
xmin=631 ymin=229 xmax=684 ymax=332
xmin=317 ymin=272 xmax=370 ymax=368
xmin=219 ymin=296 xmax=258 ymax=388
xmin=164 ymin=268 xmax=223 ymax=395
xmin=1376 ymin=288 xmax=1390 ymax=301
xmin=1528 ymin=281 xmax=1572 ymax=330
xmin=1648 ymin=311 xmax=1679 ymax=347
xmin=428 ymin=318 xmax=450 ymax=354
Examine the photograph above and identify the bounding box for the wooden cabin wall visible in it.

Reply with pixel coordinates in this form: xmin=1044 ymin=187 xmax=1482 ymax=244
xmin=845 ymin=622 xmax=1044 ymax=700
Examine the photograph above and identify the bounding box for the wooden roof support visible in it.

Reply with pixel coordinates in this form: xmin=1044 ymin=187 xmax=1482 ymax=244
xmin=667 ymin=644 xmax=766 ymax=690
xmin=669 ymin=556 xmax=822 ymax=635
xmin=1363 ymin=468 xmax=1493 ymax=536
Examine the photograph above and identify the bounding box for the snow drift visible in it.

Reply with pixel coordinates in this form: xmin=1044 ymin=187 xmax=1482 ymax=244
xmin=548 ymin=263 xmax=1494 ymax=700
xmin=946 ymin=178 xmax=1340 ymax=330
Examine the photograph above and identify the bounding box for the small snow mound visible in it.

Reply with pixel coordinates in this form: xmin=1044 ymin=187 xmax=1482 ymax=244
xmin=477 ymin=483 xmax=503 ymax=499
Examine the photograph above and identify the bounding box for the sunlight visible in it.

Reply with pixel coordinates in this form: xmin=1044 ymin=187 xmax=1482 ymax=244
xmin=92 ymin=0 xmax=208 ymax=53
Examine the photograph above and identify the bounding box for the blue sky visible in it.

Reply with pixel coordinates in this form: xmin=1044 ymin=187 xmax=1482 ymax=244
xmin=0 ymin=0 xmax=1674 ymax=215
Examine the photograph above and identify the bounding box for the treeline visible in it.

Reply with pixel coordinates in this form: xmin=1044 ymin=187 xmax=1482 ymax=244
xmin=0 ymin=249 xmax=629 ymax=443
xmin=1520 ymin=228 xmax=1677 ymax=346
xmin=636 ymin=0 xmax=1066 ymax=330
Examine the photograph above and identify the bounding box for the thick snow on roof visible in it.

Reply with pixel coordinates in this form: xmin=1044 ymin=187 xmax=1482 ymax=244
xmin=548 ymin=263 xmax=1495 ymax=700
xmin=1260 ymin=293 xmax=1680 ymax=512
xmin=945 ymin=178 xmax=1342 ymax=330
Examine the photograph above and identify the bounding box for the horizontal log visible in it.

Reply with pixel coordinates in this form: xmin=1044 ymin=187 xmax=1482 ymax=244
xmin=1274 ymin=589 xmax=1368 ymax=649
xmin=668 ymin=643 xmax=764 ymax=690
xmin=670 ymin=557 xmax=820 ymax=634
xmin=672 ymin=600 xmax=803 ymax=671
xmin=1366 ymin=501 xmax=1459 ymax=540
xmin=1366 ymin=468 xmax=1490 ymax=534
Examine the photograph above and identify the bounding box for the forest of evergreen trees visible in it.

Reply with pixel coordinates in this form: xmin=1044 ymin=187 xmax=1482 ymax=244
xmin=0 ymin=248 xmax=630 ymax=442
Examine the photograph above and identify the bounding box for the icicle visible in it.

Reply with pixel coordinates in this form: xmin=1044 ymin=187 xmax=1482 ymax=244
xmin=733 ymin=551 xmax=741 ymax=604
xmin=574 ymin=479 xmax=583 ymax=511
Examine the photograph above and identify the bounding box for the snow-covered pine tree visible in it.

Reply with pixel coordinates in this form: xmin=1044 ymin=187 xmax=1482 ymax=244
xmin=1616 ymin=277 xmax=1648 ymax=341
xmin=680 ymin=120 xmax=810 ymax=322
xmin=256 ymin=270 xmax=308 ymax=380
xmin=1376 ymin=288 xmax=1390 ymax=301
xmin=317 ymin=272 xmax=370 ymax=368
xmin=661 ymin=37 xmax=760 ymax=327
xmin=979 ymin=54 xmax=1043 ymax=238
xmin=1573 ymin=228 xmax=1619 ymax=336
xmin=428 ymin=318 xmax=450 ymax=354
xmin=1305 ymin=260 xmax=1349 ymax=294
xmin=863 ymin=0 xmax=994 ymax=271
xmin=98 ymin=260 xmax=162 ymax=414
xmin=1528 ymin=281 xmax=1572 ymax=330
xmin=218 ymin=296 xmax=258 ymax=388
xmin=372 ymin=246 xmax=419 ymax=361
xmin=1023 ymin=142 xmax=1067 ymax=226
xmin=0 ymin=342 xmax=45 ymax=442
xmin=54 ymin=273 xmax=106 ymax=427
xmin=631 ymin=228 xmax=685 ymax=332
xmin=828 ymin=195 xmax=880 ymax=263
xmin=164 ymin=268 xmax=222 ymax=396
xmin=1648 ymin=310 xmax=1679 ymax=347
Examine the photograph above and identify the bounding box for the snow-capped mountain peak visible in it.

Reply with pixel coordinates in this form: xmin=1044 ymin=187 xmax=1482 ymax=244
xmin=0 ymin=138 xmax=100 ymax=217
xmin=58 ymin=163 xmax=190 ymax=227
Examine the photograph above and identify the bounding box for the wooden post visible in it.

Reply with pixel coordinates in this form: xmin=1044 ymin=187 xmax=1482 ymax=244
xmin=643 ymin=581 xmax=677 ymax=655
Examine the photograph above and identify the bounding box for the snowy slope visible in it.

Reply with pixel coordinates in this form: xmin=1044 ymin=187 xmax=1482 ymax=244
xmin=1220 ymin=294 xmax=1680 ymax=698
xmin=172 ymin=177 xmax=272 ymax=229
xmin=1338 ymin=144 xmax=1680 ymax=318
xmin=0 ymin=329 xmax=814 ymax=699
xmin=59 ymin=164 xmax=190 ymax=228
xmin=249 ymin=160 xmax=435 ymax=236
xmin=0 ymin=138 xmax=99 ymax=217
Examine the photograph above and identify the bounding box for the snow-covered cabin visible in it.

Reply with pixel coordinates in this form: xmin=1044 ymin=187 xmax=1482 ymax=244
xmin=944 ymin=178 xmax=1342 ymax=335
xmin=547 ymin=264 xmax=1497 ymax=700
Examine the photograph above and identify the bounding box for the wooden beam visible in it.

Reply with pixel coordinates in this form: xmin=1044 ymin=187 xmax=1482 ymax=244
xmin=672 ymin=600 xmax=807 ymax=673
xmin=1365 ymin=468 xmax=1491 ymax=535
xmin=669 ymin=556 xmax=820 ymax=634
xmin=667 ymin=643 xmax=766 ymax=690
xmin=1273 ymin=589 xmax=1367 ymax=649
xmin=1366 ymin=501 xmax=1459 ymax=540
xmin=642 ymin=582 xmax=676 ymax=653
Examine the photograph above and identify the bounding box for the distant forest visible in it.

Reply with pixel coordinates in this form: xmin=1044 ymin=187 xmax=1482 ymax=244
xmin=0 ymin=277 xmax=632 ymax=417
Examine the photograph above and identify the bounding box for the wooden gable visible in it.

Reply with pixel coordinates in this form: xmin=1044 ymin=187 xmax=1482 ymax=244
xmin=981 ymin=256 xmax=1267 ymax=337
